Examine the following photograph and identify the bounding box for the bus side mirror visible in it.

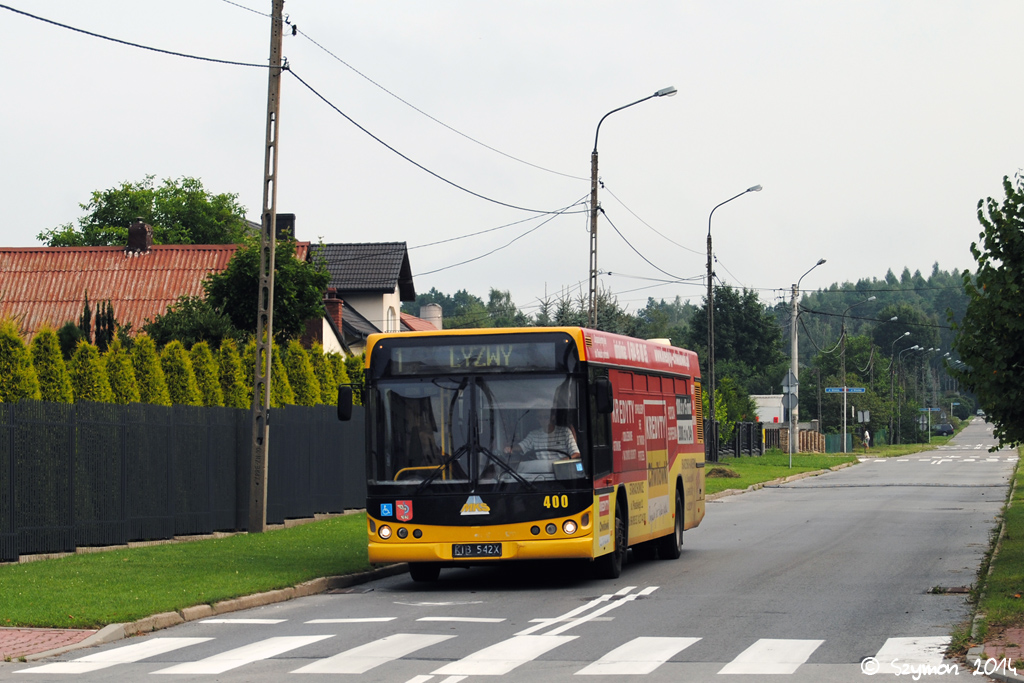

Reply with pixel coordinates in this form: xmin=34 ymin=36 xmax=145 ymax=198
xmin=337 ymin=385 xmax=353 ymax=421
xmin=594 ymin=377 xmax=613 ymax=414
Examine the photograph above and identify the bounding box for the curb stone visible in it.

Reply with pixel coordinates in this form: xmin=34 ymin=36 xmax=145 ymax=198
xmin=23 ymin=563 xmax=409 ymax=662
xmin=706 ymin=460 xmax=856 ymax=501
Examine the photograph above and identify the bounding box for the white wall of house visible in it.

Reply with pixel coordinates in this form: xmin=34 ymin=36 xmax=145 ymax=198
xmin=751 ymin=394 xmax=785 ymax=425
xmin=316 ymin=319 xmax=344 ymax=354
xmin=344 ymin=288 xmax=402 ymax=333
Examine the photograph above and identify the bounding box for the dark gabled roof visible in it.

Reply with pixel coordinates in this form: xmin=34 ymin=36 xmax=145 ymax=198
xmin=341 ymin=300 xmax=380 ymax=341
xmin=314 ymin=242 xmax=415 ymax=301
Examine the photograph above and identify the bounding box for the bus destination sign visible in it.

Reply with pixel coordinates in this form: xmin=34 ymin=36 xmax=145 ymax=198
xmin=390 ymin=341 xmax=562 ymax=375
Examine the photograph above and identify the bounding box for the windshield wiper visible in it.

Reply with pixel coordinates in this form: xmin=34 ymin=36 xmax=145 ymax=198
xmin=414 ymin=443 xmax=469 ymax=494
xmin=478 ymin=445 xmax=537 ymax=492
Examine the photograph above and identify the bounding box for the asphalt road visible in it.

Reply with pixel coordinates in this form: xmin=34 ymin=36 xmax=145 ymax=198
xmin=10 ymin=419 xmax=1017 ymax=682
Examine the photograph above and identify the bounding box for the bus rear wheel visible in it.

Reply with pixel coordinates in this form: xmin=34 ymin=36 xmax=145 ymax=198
xmin=408 ymin=562 xmax=441 ymax=583
xmin=594 ymin=500 xmax=626 ymax=579
xmin=656 ymin=489 xmax=683 ymax=560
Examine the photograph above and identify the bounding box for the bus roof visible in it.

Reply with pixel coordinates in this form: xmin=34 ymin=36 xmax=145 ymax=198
xmin=365 ymin=327 xmax=700 ymax=379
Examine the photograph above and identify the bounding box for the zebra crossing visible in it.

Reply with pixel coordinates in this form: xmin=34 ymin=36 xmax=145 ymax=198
xmin=860 ymin=450 xmax=1017 ymax=465
xmin=14 ymin=630 xmax=953 ymax=677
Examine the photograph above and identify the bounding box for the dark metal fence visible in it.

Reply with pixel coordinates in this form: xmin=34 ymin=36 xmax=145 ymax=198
xmin=716 ymin=422 xmax=765 ymax=458
xmin=0 ymin=401 xmax=365 ymax=563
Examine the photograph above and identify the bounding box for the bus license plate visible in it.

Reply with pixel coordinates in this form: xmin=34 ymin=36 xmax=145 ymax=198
xmin=452 ymin=543 xmax=502 ymax=558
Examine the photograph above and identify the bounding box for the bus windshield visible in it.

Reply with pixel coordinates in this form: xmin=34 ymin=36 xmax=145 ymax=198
xmin=368 ymin=374 xmax=589 ymax=493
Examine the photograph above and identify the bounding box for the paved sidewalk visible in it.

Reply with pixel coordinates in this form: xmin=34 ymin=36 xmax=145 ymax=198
xmin=0 ymin=628 xmax=96 ymax=661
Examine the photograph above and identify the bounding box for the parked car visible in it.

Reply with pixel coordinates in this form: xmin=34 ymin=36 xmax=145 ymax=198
xmin=977 ymin=409 xmax=986 ymax=416
xmin=934 ymin=423 xmax=954 ymax=436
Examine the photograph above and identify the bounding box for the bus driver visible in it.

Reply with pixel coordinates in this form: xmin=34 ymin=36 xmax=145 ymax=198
xmin=510 ymin=409 xmax=580 ymax=460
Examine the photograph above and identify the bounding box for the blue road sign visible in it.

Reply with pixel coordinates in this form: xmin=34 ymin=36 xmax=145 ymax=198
xmin=919 ymin=408 xmax=941 ymax=412
xmin=825 ymin=387 xmax=865 ymax=394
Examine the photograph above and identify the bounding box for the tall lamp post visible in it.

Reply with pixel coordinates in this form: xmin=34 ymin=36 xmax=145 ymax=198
xmin=840 ymin=295 xmax=876 ymax=452
xmin=706 ymin=184 xmax=762 ymax=448
xmin=789 ymin=258 xmax=826 ymax=463
xmin=888 ymin=332 xmax=912 ymax=441
xmin=896 ymin=344 xmax=922 ymax=443
xmin=588 ymin=86 xmax=677 ymax=328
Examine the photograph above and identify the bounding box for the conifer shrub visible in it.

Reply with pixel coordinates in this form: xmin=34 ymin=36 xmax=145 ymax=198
xmin=344 ymin=353 xmax=365 ymax=406
xmin=68 ymin=341 xmax=113 ymax=403
xmin=243 ymin=340 xmax=294 ymax=408
xmin=0 ymin=319 xmax=41 ymax=403
xmin=131 ymin=333 xmax=171 ymax=406
xmin=283 ymin=340 xmax=321 ymax=406
xmin=104 ymin=337 xmax=140 ymax=404
xmin=328 ymin=352 xmax=350 ymax=387
xmin=190 ymin=341 xmax=224 ymax=407
xmin=30 ymin=325 xmax=73 ymax=403
xmin=308 ymin=343 xmax=336 ymax=405
xmin=218 ymin=338 xmax=250 ymax=410
xmin=56 ymin=321 xmax=85 ymax=361
xmin=161 ymin=340 xmax=202 ymax=406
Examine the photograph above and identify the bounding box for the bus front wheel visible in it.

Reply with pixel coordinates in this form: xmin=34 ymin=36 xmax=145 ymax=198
xmin=594 ymin=500 xmax=626 ymax=579
xmin=408 ymin=562 xmax=441 ymax=583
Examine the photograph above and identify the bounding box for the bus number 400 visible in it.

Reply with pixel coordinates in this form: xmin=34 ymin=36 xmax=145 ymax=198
xmin=544 ymin=495 xmax=569 ymax=509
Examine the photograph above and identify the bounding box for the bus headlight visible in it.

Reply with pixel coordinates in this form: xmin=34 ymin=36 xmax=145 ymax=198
xmin=563 ymin=520 xmax=578 ymax=535
xmin=379 ymin=525 xmax=392 ymax=539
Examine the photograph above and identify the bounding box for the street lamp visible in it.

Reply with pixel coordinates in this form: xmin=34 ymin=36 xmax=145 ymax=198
xmin=888 ymin=332 xmax=912 ymax=440
xmin=840 ymin=296 xmax=876 ymax=452
xmin=896 ymin=344 xmax=922 ymax=444
xmin=789 ymin=258 xmax=826 ymax=464
xmin=705 ymin=184 xmax=762 ymax=450
xmin=588 ymin=86 xmax=677 ymax=328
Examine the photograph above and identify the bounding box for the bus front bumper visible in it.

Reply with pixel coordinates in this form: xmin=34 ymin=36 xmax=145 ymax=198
xmin=369 ymin=536 xmax=595 ymax=564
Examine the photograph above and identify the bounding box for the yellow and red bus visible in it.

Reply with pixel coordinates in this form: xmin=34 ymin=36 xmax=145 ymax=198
xmin=342 ymin=327 xmax=705 ymax=581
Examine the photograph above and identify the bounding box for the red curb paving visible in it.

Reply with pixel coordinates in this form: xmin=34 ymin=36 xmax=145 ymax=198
xmin=0 ymin=628 xmax=96 ymax=661
xmin=981 ymin=626 xmax=1024 ymax=665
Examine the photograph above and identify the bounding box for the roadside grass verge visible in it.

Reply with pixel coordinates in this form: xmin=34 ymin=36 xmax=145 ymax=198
xmin=706 ymin=451 xmax=859 ymax=495
xmin=0 ymin=513 xmax=371 ymax=629
xmin=972 ymin=451 xmax=1024 ymax=640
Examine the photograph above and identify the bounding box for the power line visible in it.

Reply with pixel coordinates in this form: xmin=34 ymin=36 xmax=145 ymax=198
xmin=217 ymin=0 xmax=588 ymax=182
xmin=0 ymin=3 xmax=270 ymax=68
xmin=602 ymin=183 xmax=704 ymax=257
xmin=601 ymin=208 xmax=686 ymax=282
xmin=287 ymin=69 xmax=587 ymax=216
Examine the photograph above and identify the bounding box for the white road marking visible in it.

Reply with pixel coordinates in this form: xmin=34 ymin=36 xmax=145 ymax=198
xmin=293 ymin=633 xmax=454 ymax=674
xmin=545 ymin=587 xmax=659 ymax=637
xmin=717 ymin=638 xmax=823 ymax=674
xmin=306 ymin=617 xmax=397 ymax=624
xmin=575 ymin=636 xmax=700 ymax=675
xmin=200 ymin=618 xmax=285 ymax=624
xmin=516 ymin=586 xmax=637 ymax=636
xmin=417 ymin=617 xmax=506 ymax=623
xmin=17 ymin=638 xmax=211 ymax=675
xmin=873 ymin=636 xmax=950 ymax=666
xmin=432 ymin=635 xmax=576 ymax=676
xmin=152 ymin=635 xmax=332 ymax=675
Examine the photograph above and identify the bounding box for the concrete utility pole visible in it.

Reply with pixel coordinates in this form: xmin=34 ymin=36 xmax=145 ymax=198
xmin=249 ymin=0 xmax=285 ymax=534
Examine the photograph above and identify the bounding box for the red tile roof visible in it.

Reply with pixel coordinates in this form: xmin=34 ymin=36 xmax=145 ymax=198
xmin=0 ymin=245 xmax=240 ymax=338
xmin=400 ymin=312 xmax=439 ymax=332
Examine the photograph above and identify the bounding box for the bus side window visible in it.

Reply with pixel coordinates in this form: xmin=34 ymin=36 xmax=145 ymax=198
xmin=590 ymin=368 xmax=613 ymax=477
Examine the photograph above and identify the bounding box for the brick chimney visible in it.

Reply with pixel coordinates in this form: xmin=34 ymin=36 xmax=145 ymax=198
xmin=324 ymin=288 xmax=343 ymax=333
xmin=126 ymin=218 xmax=153 ymax=254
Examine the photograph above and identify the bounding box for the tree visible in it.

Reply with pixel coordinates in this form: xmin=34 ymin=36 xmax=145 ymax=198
xmin=951 ymin=173 xmax=1024 ymax=447
xmin=487 ymin=289 xmax=529 ymax=327
xmin=243 ymin=340 xmax=294 ymax=408
xmin=104 ymin=338 xmax=140 ymax=404
xmin=204 ymin=234 xmax=330 ymax=339
xmin=131 ymin=333 xmax=171 ymax=406
xmin=190 ymin=341 xmax=224 ymax=407
xmin=0 ymin=319 xmax=41 ymax=403
xmin=308 ymin=343 xmax=337 ymax=405
xmin=56 ymin=321 xmax=86 ymax=361
xmin=143 ymin=295 xmax=240 ymax=349
xmin=217 ymin=339 xmax=250 ymax=410
xmin=161 ymin=341 xmax=202 ymax=406
xmin=343 ymin=353 xmax=364 ymax=406
xmin=79 ymin=293 xmax=93 ymax=345
xmin=30 ymin=326 xmax=74 ymax=403
xmin=282 ymin=340 xmax=321 ymax=407
xmin=68 ymin=341 xmax=113 ymax=403
xmin=37 ymin=175 xmax=250 ymax=247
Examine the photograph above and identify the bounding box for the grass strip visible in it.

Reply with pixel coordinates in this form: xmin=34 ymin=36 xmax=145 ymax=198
xmin=974 ymin=452 xmax=1024 ymax=634
xmin=706 ymin=451 xmax=859 ymax=495
xmin=0 ymin=513 xmax=371 ymax=629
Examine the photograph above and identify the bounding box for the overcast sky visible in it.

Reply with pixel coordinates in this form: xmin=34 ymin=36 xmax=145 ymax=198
xmin=4 ymin=1 xmax=1022 ymax=325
